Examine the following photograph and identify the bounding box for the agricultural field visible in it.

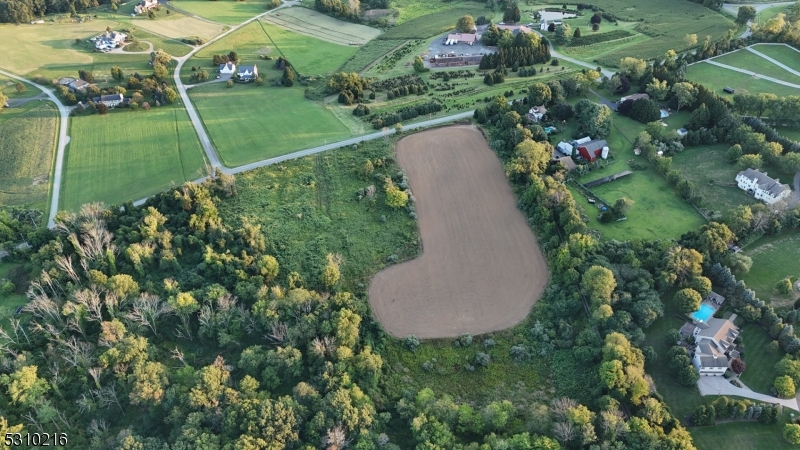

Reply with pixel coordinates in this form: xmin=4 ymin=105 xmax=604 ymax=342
xmin=739 ymin=324 xmax=784 ymax=395
xmin=167 ymin=0 xmax=277 ymax=25
xmin=712 ymin=49 xmax=800 ymax=85
xmin=686 ymin=61 xmax=800 ymax=98
xmin=388 ymin=0 xmax=485 ymax=25
xmin=690 ymin=412 xmax=796 ymax=450
xmin=60 ymin=105 xmax=207 ymax=211
xmin=0 ymin=102 xmax=58 ymax=209
xmin=750 ymin=44 xmax=800 ymax=73
xmin=129 ymin=12 xmax=228 ymax=41
xmin=188 ymin=82 xmax=353 ymax=166
xmin=183 ymin=20 xmax=358 ymax=78
xmin=261 ymin=7 xmax=380 ymax=45
xmin=742 ymin=229 xmax=800 ymax=310
xmin=337 ymin=39 xmax=407 ymax=73
xmin=369 ymin=127 xmax=548 ymax=338
xmin=671 ymin=144 xmax=758 ymax=217
xmin=0 ymin=78 xmax=40 ymax=100
xmin=378 ymin=6 xmax=491 ymax=40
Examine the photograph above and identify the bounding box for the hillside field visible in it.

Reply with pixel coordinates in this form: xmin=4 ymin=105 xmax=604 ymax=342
xmin=712 ymin=49 xmax=800 ymax=85
xmin=261 ymin=7 xmax=380 ymax=45
xmin=0 ymin=102 xmax=58 ymax=208
xmin=167 ymin=0 xmax=277 ymax=25
xmin=686 ymin=61 xmax=800 ymax=98
xmin=60 ymin=105 xmax=207 ymax=211
xmin=188 ymin=82 xmax=353 ymax=166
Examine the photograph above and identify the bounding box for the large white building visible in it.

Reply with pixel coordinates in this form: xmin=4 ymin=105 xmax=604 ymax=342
xmin=691 ymin=317 xmax=740 ymax=376
xmin=736 ymin=168 xmax=791 ymax=205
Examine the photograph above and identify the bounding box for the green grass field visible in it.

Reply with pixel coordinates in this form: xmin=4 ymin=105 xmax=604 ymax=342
xmin=379 ymin=6 xmax=491 ymax=40
xmin=167 ymin=0 xmax=275 ymax=25
xmin=671 ymin=144 xmax=758 ymax=217
xmin=0 ymin=102 xmax=58 ymax=209
xmin=337 ymin=39 xmax=407 ymax=73
xmin=750 ymin=44 xmax=800 ymax=74
xmin=642 ymin=292 xmax=705 ymax=419
xmin=184 ymin=20 xmax=358 ymax=78
xmin=690 ymin=411 xmax=796 ymax=450
xmin=686 ymin=61 xmax=800 ymax=98
xmin=742 ymin=229 xmax=800 ymax=310
xmin=739 ymin=324 xmax=783 ymax=395
xmin=0 ymin=78 xmax=41 ymax=99
xmin=60 ymin=105 xmax=207 ymax=211
xmin=712 ymin=50 xmax=800 ymax=85
xmin=188 ymin=82 xmax=353 ymax=166
xmin=261 ymin=6 xmax=380 ymax=45
xmin=0 ymin=263 xmax=28 ymax=332
xmin=775 ymin=126 xmax=800 ymax=143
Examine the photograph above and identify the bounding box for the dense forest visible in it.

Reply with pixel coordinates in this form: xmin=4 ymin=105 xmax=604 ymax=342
xmin=0 ymin=0 xmax=110 ymax=24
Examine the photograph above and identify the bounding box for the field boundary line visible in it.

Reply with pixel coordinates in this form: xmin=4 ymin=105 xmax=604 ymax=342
xmin=260 ymin=16 xmax=355 ymax=46
xmin=745 ymin=45 xmax=800 ymax=78
xmin=701 ymin=59 xmax=800 ymax=88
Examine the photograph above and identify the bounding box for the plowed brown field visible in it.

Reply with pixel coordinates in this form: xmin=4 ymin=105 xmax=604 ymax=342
xmin=369 ymin=127 xmax=549 ymax=339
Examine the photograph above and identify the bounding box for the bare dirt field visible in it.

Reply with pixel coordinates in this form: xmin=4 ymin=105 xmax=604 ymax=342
xmin=369 ymin=126 xmax=549 ymax=339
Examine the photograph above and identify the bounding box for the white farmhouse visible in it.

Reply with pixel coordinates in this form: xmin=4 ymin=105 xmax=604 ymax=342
xmin=691 ymin=317 xmax=739 ymax=376
xmin=92 ymin=94 xmax=124 ymax=108
xmin=736 ymin=168 xmax=791 ymax=205
xmin=219 ymin=62 xmax=236 ymax=75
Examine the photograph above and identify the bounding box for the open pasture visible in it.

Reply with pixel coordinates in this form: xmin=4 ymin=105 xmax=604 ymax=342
xmin=0 ymin=78 xmax=40 ymax=99
xmin=712 ymin=49 xmax=800 ymax=85
xmin=167 ymin=0 xmax=275 ymax=25
xmin=368 ymin=127 xmax=548 ymax=338
xmin=188 ymin=82 xmax=352 ymax=166
xmin=130 ymin=13 xmax=227 ymax=41
xmin=742 ymin=229 xmax=800 ymax=310
xmin=686 ymin=61 xmax=800 ymax=98
xmin=337 ymin=39 xmax=407 ymax=73
xmin=750 ymin=44 xmax=800 ymax=73
xmin=60 ymin=105 xmax=206 ymax=211
xmin=261 ymin=7 xmax=380 ymax=45
xmin=379 ymin=6 xmax=490 ymax=40
xmin=0 ymin=102 xmax=58 ymax=208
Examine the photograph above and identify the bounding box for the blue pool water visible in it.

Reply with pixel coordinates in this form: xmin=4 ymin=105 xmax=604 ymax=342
xmin=692 ymin=304 xmax=715 ymax=322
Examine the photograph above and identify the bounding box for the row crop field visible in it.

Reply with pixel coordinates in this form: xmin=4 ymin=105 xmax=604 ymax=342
xmin=0 ymin=102 xmax=58 ymax=209
xmin=261 ymin=7 xmax=380 ymax=45
xmin=128 ymin=11 xmax=228 ymax=41
xmin=337 ymin=39 xmax=407 ymax=73
xmin=188 ymin=82 xmax=353 ymax=166
xmin=60 ymin=105 xmax=207 ymax=211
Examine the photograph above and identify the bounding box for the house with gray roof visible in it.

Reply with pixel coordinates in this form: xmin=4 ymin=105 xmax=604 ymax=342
xmin=236 ymin=65 xmax=258 ymax=82
xmin=690 ymin=317 xmax=740 ymax=376
xmin=736 ymin=168 xmax=791 ymax=205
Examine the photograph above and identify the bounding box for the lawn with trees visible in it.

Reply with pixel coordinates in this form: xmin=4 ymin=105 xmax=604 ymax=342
xmin=690 ymin=409 xmax=796 ymax=450
xmin=60 ymin=105 xmax=207 ymax=211
xmin=741 ymin=229 xmax=800 ymax=309
xmin=188 ymin=82 xmax=352 ymax=166
xmin=739 ymin=324 xmax=785 ymax=395
xmin=686 ymin=62 xmax=800 ymax=99
xmin=712 ymin=50 xmax=800 ymax=86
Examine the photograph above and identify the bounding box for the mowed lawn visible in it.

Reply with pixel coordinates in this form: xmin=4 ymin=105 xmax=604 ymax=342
xmin=60 ymin=106 xmax=207 ymax=211
xmin=712 ymin=49 xmax=800 ymax=85
xmin=167 ymin=0 xmax=276 ymax=24
xmin=739 ymin=324 xmax=783 ymax=395
xmin=671 ymin=144 xmax=758 ymax=217
xmin=690 ymin=411 xmax=796 ymax=450
xmin=686 ymin=62 xmax=800 ymax=98
xmin=750 ymin=44 xmax=800 ymax=73
xmin=0 ymin=263 xmax=28 ymax=332
xmin=742 ymin=229 xmax=800 ymax=309
xmin=0 ymin=102 xmax=58 ymax=209
xmin=189 ymin=82 xmax=353 ymax=166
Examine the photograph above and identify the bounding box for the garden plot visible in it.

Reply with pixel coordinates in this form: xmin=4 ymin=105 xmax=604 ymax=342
xmin=368 ymin=127 xmax=548 ymax=339
xmin=261 ymin=7 xmax=380 ymax=45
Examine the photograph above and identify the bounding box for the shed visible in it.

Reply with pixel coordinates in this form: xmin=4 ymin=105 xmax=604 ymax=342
xmin=723 ymin=87 xmax=735 ymax=94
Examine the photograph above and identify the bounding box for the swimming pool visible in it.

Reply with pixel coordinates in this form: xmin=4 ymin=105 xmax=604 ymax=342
xmin=692 ymin=303 xmax=715 ymax=322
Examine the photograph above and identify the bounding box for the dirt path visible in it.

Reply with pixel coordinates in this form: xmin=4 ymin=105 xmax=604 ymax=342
xmin=368 ymin=127 xmax=549 ymax=339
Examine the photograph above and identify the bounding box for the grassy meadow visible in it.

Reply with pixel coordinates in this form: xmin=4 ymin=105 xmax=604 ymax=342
xmin=60 ymin=105 xmax=207 ymax=211
xmin=261 ymin=7 xmax=380 ymax=45
xmin=712 ymin=50 xmax=800 ymax=85
xmin=167 ymin=0 xmax=276 ymax=25
xmin=690 ymin=411 xmax=797 ymax=450
xmin=686 ymin=62 xmax=800 ymax=98
xmin=338 ymin=39 xmax=407 ymax=73
xmin=0 ymin=102 xmax=58 ymax=209
xmin=671 ymin=144 xmax=758 ymax=217
xmin=742 ymin=229 xmax=800 ymax=310
xmin=739 ymin=324 xmax=784 ymax=395
xmin=188 ymin=82 xmax=353 ymax=166
xmin=0 ymin=263 xmax=28 ymax=332
xmin=750 ymin=44 xmax=800 ymax=73
xmin=379 ymin=6 xmax=492 ymax=40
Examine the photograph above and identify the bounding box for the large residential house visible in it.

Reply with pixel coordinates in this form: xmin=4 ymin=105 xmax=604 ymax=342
xmin=94 ymin=31 xmax=126 ymax=50
xmin=736 ymin=168 xmax=792 ymax=205
xmin=690 ymin=317 xmax=740 ymax=376
xmin=527 ymin=105 xmax=547 ymax=122
xmin=236 ymin=65 xmax=258 ymax=82
xmin=68 ymin=79 xmax=91 ymax=93
xmin=219 ymin=62 xmax=236 ymax=75
xmin=92 ymin=94 xmax=124 ymax=108
xmin=133 ymin=0 xmax=158 ymax=15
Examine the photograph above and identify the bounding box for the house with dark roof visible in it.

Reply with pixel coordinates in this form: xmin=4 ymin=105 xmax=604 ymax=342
xmin=68 ymin=79 xmax=91 ymax=93
xmin=219 ymin=62 xmax=236 ymax=75
xmin=576 ymin=139 xmax=608 ymax=162
xmin=92 ymin=94 xmax=124 ymax=108
xmin=736 ymin=168 xmax=791 ymax=205
xmin=236 ymin=65 xmax=258 ymax=82
xmin=94 ymin=31 xmax=126 ymax=50
xmin=690 ymin=317 xmax=740 ymax=376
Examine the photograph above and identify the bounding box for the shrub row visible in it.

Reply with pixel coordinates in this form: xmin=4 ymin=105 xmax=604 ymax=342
xmin=369 ymin=100 xmax=443 ymax=129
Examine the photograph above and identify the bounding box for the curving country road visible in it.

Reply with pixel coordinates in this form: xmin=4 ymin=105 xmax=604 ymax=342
xmin=0 ymin=69 xmax=72 ymax=228
xmin=722 ymin=2 xmax=795 ymax=38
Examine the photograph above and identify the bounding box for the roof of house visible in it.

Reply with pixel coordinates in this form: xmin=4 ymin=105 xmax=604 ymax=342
xmin=237 ymin=65 xmax=257 ymax=75
xmin=557 ymin=141 xmax=573 ymax=152
xmin=578 ymin=139 xmax=608 ymax=153
xmin=619 ymin=93 xmax=650 ymax=103
xmin=219 ymin=62 xmax=235 ymax=70
xmin=496 ymin=24 xmax=532 ymax=34
xmin=529 ymin=105 xmax=547 ymax=115
xmin=93 ymin=94 xmax=123 ymax=102
xmin=446 ymin=33 xmax=477 ymax=42
xmin=70 ymin=79 xmax=89 ymax=88
xmin=737 ymin=168 xmax=791 ymax=198
xmin=696 ymin=317 xmax=738 ymax=350
xmin=575 ymin=136 xmax=592 ymax=145
xmin=698 ymin=355 xmax=729 ymax=368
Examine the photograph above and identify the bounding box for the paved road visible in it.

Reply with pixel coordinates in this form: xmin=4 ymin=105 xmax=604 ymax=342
xmin=704 ymin=59 xmax=800 ymax=88
xmin=534 ymin=31 xmax=615 ymax=78
xmin=0 ymin=69 xmax=71 ymax=228
xmin=722 ymin=2 xmax=795 ymax=38
xmin=170 ymin=0 xmax=300 ymax=169
xmin=5 ymin=93 xmax=47 ymax=107
xmin=746 ymin=45 xmax=800 ymax=77
xmin=587 ymin=88 xmax=618 ymax=111
xmin=698 ymin=376 xmax=800 ymax=411
xmin=185 ymin=73 xmax=232 ymax=89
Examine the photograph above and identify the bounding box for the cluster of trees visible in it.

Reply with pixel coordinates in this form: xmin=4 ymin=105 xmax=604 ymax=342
xmin=313 ymin=0 xmax=360 ymax=20
xmin=455 ymin=14 xmax=475 ymax=33
xmin=372 ymin=74 xmax=426 ymax=99
xmin=479 ymin=29 xmax=551 ymax=69
xmin=751 ymin=6 xmax=800 ymax=48
xmin=692 ymin=397 xmax=782 ymax=426
xmin=0 ymin=0 xmax=111 ymax=23
xmin=212 ymin=51 xmax=239 ymax=66
xmin=352 ymin=103 xmax=370 ymax=116
xmin=483 ymin=69 xmax=506 ymax=86
xmin=617 ymin=97 xmax=661 ymax=124
xmin=327 ymin=72 xmax=370 ymax=105
xmin=369 ymin=100 xmax=442 ymax=129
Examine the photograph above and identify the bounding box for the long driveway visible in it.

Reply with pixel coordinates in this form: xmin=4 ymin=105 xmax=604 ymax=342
xmin=169 ymin=0 xmax=300 ymax=169
xmin=0 ymin=69 xmax=71 ymax=228
xmin=534 ymin=31 xmax=615 ymax=78
xmin=698 ymin=376 xmax=800 ymax=411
